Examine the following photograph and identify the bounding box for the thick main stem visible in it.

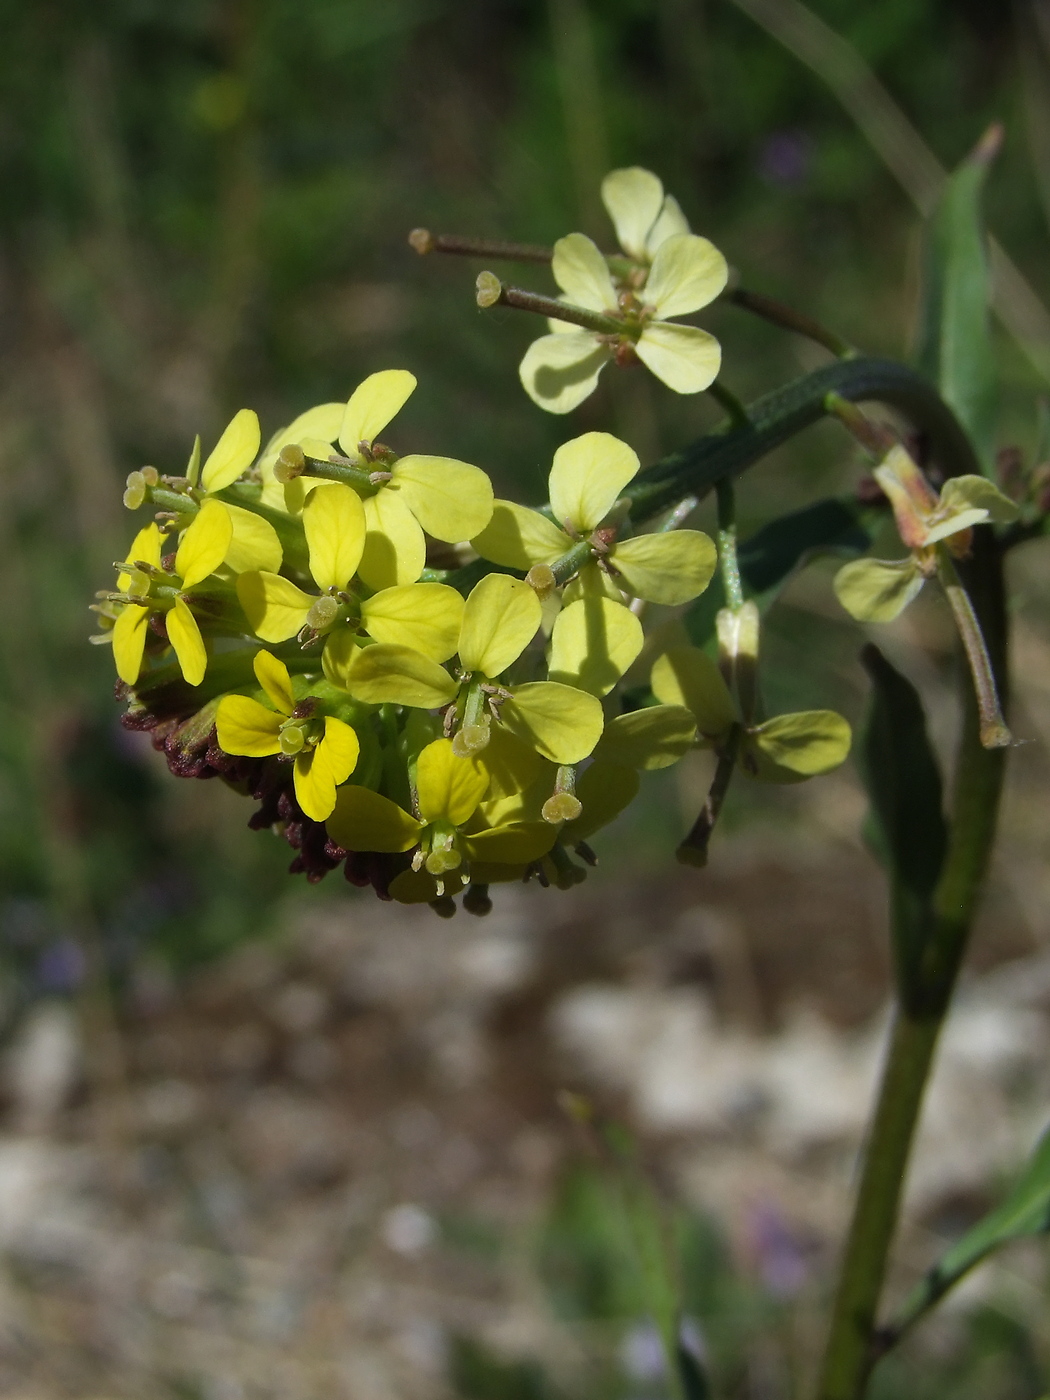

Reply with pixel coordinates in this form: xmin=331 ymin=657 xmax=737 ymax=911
xmin=817 ymin=531 xmax=1008 ymax=1400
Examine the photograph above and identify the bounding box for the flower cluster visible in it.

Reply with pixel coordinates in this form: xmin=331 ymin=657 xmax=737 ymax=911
xmin=94 ymin=370 xmax=740 ymax=914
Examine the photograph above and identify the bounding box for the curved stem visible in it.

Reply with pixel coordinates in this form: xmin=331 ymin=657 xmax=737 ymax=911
xmin=817 ymin=529 xmax=1008 ymax=1399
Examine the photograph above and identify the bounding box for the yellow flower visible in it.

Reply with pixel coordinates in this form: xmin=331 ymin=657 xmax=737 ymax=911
xmin=326 ymin=738 xmax=557 ymax=899
xmin=473 ymin=430 xmax=716 ymax=608
xmin=235 ymin=481 xmax=467 ymax=669
xmin=285 ymin=370 xmax=494 ymax=590
xmin=111 ymin=500 xmax=235 ymax=687
xmin=215 ymin=650 xmax=360 ymax=821
xmin=337 ymin=572 xmax=605 ymax=766
xmin=519 ymin=168 xmax=728 ymax=413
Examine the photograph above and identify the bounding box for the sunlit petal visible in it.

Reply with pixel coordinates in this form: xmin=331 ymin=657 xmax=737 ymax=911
xmin=392 ymin=455 xmax=494 ymax=541
xmin=645 ymin=194 xmax=690 ymax=254
xmin=501 ymin=681 xmax=604 ymax=764
xmin=635 ymin=321 xmax=721 ymax=394
xmin=459 ymin=574 xmax=542 ymax=678
xmin=112 ymin=604 xmax=150 ymax=684
xmin=416 ymin=738 xmax=488 ymax=826
xmin=471 ymin=500 xmax=572 ymax=570
xmin=358 ymin=489 xmax=427 ymax=590
xmin=338 ymin=369 xmax=417 ymax=456
xmin=223 ymin=503 xmax=283 ymax=574
xmin=303 ymin=482 xmax=366 ymax=590
xmin=548 ymin=596 xmax=643 ymax=697
xmin=200 ymin=408 xmax=261 ymax=494
xmin=252 ymin=649 xmax=295 ymax=715
xmin=643 ymin=234 xmax=728 ymax=319
xmin=236 ymin=571 xmax=314 ymax=643
xmin=215 ymin=695 xmax=283 ymax=757
xmin=118 ymin=522 xmax=164 ymax=591
xmin=650 ymin=645 xmax=736 ymax=738
xmin=176 ymin=499 xmax=234 ymax=588
xmin=549 ymin=431 xmax=640 ymax=534
xmin=610 ymin=529 xmax=717 ymax=605
xmin=343 ymin=643 xmax=459 ymax=709
xmin=601 ymin=166 xmax=664 ymax=259
xmin=360 ymin=583 xmax=464 ymax=662
xmin=167 ymin=596 xmax=208 ymax=685
xmin=551 ymin=233 xmax=618 ymax=311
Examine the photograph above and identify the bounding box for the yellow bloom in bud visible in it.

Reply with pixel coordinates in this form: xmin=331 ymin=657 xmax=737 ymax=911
xmin=215 ymin=650 xmax=359 ymax=821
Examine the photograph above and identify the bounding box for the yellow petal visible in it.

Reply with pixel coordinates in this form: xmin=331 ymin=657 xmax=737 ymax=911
xmin=303 ymin=483 xmax=366 ymax=590
xmin=176 ymin=499 xmax=234 ymax=588
xmin=600 ymin=167 xmax=664 ymax=259
xmin=501 ymin=682 xmax=604 ymax=764
xmin=643 ymin=233 xmax=728 ymax=318
xmin=253 ymin=648 xmax=295 ymax=715
xmin=519 ymin=332 xmax=610 ymax=415
xmin=327 ymin=785 xmax=422 ymax=853
xmin=459 ymin=574 xmax=542 ymax=678
xmin=610 ymin=530 xmax=717 ymax=605
xmin=321 ymin=627 xmax=362 ymax=690
xmin=391 ymin=456 xmax=494 ymax=541
xmin=937 ymin=475 xmax=1018 ymax=525
xmin=112 ymin=604 xmax=150 ymax=684
xmin=551 ymin=233 xmax=618 ymax=311
xmin=636 ymin=322 xmax=721 ymax=394
xmin=478 ymin=723 xmax=548 ymax=801
xmin=293 ymin=718 xmax=360 ymax=821
xmin=746 ymin=710 xmax=852 ymax=782
xmin=344 ymin=643 xmax=459 ymax=709
xmin=215 ymin=695 xmax=283 ymax=756
xmin=415 ymin=738 xmax=488 ymax=826
xmin=358 ymin=488 xmax=426 ymax=590
xmin=200 ymin=408 xmax=261 ymax=493
xmin=471 ymin=500 xmax=570 ymax=571
xmin=548 ymin=596 xmax=644 ymax=697
xmin=651 ymin=645 xmax=736 ymax=737
xmin=833 ymin=557 xmax=924 ymax=623
xmin=548 ymin=431 xmax=639 ymax=533
xmin=236 ymin=571 xmax=314 ymax=643
xmin=594 ymin=704 xmax=697 ymax=770
xmin=258 ymin=402 xmax=345 ymax=505
xmin=560 ymin=762 xmax=640 ymax=843
xmin=338 ymin=369 xmax=417 ymax=456
xmin=118 ymin=522 xmax=164 ymax=591
xmin=360 ymin=583 xmax=464 ymax=662
xmin=561 ymin=560 xmax=627 ymax=606
xmin=464 ymin=821 xmax=558 ymax=866
xmin=167 ymin=596 xmax=208 ymax=685
xmin=223 ymin=503 xmax=283 ymax=574
xmin=646 ymin=194 xmax=690 ymax=254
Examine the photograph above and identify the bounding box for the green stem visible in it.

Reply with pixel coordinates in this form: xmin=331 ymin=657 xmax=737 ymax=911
xmin=715 ymin=477 xmax=744 ymax=610
xmin=727 ymin=285 xmax=856 ymax=358
xmin=817 ymin=530 xmax=1008 ymax=1399
xmin=676 ymin=724 xmax=741 ymax=868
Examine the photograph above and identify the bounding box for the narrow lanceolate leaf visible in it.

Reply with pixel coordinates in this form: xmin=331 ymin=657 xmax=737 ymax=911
xmin=916 ymin=125 xmax=1001 ymax=470
xmin=860 ymin=645 xmax=948 ymax=1001
xmin=888 ymin=1124 xmax=1050 ymax=1342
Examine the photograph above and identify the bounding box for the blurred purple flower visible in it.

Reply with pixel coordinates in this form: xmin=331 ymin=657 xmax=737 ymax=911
xmin=36 ymin=939 xmax=86 ymax=993
xmin=746 ymin=1200 xmax=810 ymax=1297
xmin=759 ymin=130 xmax=813 ymax=187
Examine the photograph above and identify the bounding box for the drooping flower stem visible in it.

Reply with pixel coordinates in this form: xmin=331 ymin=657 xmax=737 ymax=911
xmin=727 ymin=285 xmax=856 ymax=359
xmin=817 ymin=529 xmax=1009 ymax=1400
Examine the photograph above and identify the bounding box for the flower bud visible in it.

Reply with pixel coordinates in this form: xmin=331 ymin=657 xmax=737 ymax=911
xmin=279 ymin=726 xmax=305 ymax=755
xmin=123 ymin=472 xmax=146 ymax=510
xmin=525 ymin=563 xmax=556 ymax=600
xmin=476 ymin=271 xmax=503 ymax=309
xmin=306 ymin=595 xmax=340 ymax=631
xmin=542 ymin=791 xmax=583 ymax=824
xmin=451 ymin=724 xmax=490 ymax=758
xmin=273 ymin=444 xmax=306 ymax=483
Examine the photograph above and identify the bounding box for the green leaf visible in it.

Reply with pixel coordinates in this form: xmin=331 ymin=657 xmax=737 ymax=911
xmin=916 ymin=126 xmax=1001 ymax=471
xmin=888 ymin=1123 xmax=1050 ymax=1342
xmin=687 ymin=496 xmax=871 ymax=647
xmin=743 ymin=709 xmax=852 ymax=784
xmin=834 ymin=556 xmax=924 ymax=622
xmin=860 ymin=645 xmax=948 ymax=1000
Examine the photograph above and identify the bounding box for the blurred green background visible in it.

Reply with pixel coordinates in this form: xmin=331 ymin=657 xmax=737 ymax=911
xmin=2 ymin=2 xmax=1050 ymax=1396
